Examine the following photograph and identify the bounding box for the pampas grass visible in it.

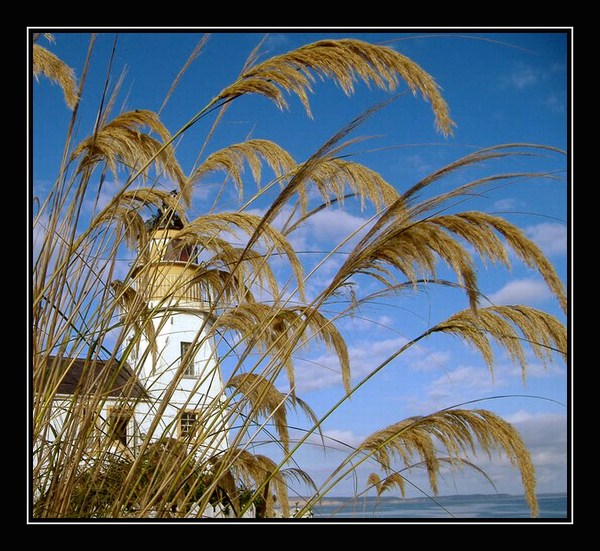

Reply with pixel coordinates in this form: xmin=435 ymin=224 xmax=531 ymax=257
xmin=357 ymin=409 xmax=538 ymax=516
xmin=71 ymin=110 xmax=187 ymax=201
xmin=218 ymin=39 xmax=455 ymax=135
xmin=33 ymin=43 xmax=78 ymax=109
xmin=32 ymin=34 xmax=567 ymax=519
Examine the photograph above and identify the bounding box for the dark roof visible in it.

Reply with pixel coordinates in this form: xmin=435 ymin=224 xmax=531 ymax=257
xmin=144 ymin=207 xmax=185 ymax=232
xmin=43 ymin=356 xmax=148 ymax=400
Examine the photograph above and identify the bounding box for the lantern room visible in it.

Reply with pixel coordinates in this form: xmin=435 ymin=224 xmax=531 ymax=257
xmin=130 ymin=205 xmax=206 ymax=309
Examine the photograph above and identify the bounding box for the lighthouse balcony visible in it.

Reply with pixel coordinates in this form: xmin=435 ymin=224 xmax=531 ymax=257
xmin=131 ymin=263 xmax=213 ymax=308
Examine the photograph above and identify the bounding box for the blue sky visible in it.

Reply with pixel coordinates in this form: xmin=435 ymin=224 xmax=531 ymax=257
xmin=32 ymin=29 xmax=571 ymax=502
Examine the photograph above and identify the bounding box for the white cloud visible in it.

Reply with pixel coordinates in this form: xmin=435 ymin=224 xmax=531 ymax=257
xmin=404 ymin=349 xmax=567 ymax=417
xmin=410 ymin=350 xmax=452 ymax=372
xmin=341 ymin=314 xmax=392 ymax=332
xmin=82 ymin=179 xmax=124 ymax=214
xmin=486 ymin=278 xmax=553 ymax=306
xmin=492 ymin=197 xmax=518 ymax=211
xmin=191 ymin=180 xmax=220 ymax=201
xmin=307 ymin=208 xmax=371 ymax=245
xmin=502 ymin=411 xmax=568 ymax=487
xmin=245 ymin=204 xmax=370 ymax=250
xmin=419 ymin=365 xmax=500 ymax=408
xmin=505 ymin=360 xmax=565 ymax=380
xmin=322 ymin=429 xmax=365 ymax=450
xmin=293 ymin=336 xmax=410 ymax=393
xmin=525 ymin=222 xmax=567 ymax=256
xmin=293 ymin=354 xmax=346 ymax=392
xmin=546 ymin=93 xmax=566 ymax=114
xmin=264 ymin=34 xmax=291 ymax=50
xmin=404 ymin=154 xmax=433 ymax=176
xmin=506 ymin=63 xmax=539 ymax=89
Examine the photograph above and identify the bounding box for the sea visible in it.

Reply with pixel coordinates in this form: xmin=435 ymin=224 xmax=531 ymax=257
xmin=308 ymin=493 xmax=569 ymax=521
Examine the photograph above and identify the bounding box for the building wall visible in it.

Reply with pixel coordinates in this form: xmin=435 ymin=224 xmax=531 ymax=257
xmin=125 ymin=307 xmax=229 ymax=454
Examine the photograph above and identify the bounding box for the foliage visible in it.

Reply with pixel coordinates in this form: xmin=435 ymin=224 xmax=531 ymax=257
xmin=32 ymin=32 xmax=567 ymax=519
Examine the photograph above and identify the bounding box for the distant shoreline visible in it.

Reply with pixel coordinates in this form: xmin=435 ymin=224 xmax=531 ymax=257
xmin=294 ymin=492 xmax=567 ymax=508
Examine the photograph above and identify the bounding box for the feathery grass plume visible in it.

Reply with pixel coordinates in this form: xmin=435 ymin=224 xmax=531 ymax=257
xmin=200 ymin=245 xmax=274 ymax=302
xmin=428 ymin=305 xmax=566 ymax=380
xmin=357 ymin=408 xmax=538 ymax=516
xmin=430 ymin=212 xmax=511 ymax=268
xmin=367 ymin=472 xmax=407 ymax=498
xmin=186 ymin=267 xmax=256 ymax=306
xmin=211 ymin=449 xmax=291 ymax=518
xmin=227 ymin=373 xmax=290 ymax=452
xmin=96 ymin=187 xmax=187 ymax=241
xmin=322 ymin=158 xmax=566 ymax=313
xmin=280 ymin=466 xmax=318 ymax=498
xmin=357 ymin=145 xmax=564 ymax=253
xmin=178 ymin=212 xmax=305 ymax=300
xmin=241 ymin=100 xmax=397 ymax=259
xmin=119 ymin=188 xmax=187 ymax=216
xmin=165 ymin=231 xmax=275 ymax=302
xmin=70 ymin=110 xmax=188 ymax=202
xmin=216 ymin=304 xmax=350 ymax=394
xmin=33 ymin=43 xmax=78 ymax=109
xmin=474 ymin=212 xmax=567 ymax=314
xmin=217 ymin=39 xmax=455 ymax=136
xmin=367 ymin=472 xmax=382 ymax=494
xmin=189 ymin=139 xmax=297 ymax=202
xmin=96 ymin=203 xmax=148 ymax=251
xmin=226 ymin=374 xmax=322 ymax=454
xmin=288 ymin=154 xmax=401 ymax=217
xmin=325 ymin=211 xmax=480 ymax=311
xmin=428 ymin=212 xmax=566 ymax=313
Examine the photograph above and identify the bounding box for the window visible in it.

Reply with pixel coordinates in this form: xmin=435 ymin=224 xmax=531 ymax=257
xmin=107 ymin=408 xmax=132 ymax=446
xmin=180 ymin=411 xmax=199 ymax=439
xmin=181 ymin=341 xmax=196 ymax=377
xmin=164 ymin=238 xmax=196 ymax=262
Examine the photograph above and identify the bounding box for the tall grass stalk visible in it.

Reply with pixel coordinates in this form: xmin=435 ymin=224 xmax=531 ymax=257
xmin=31 ymin=32 xmax=567 ymax=519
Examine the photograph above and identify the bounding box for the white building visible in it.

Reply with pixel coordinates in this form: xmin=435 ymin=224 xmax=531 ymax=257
xmin=119 ymin=208 xmax=230 ymax=456
xmin=38 ymin=208 xmax=234 ymax=515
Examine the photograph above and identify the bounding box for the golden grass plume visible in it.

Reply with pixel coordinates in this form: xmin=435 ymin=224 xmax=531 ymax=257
xmin=216 ymin=304 xmax=350 ymax=394
xmin=210 ymin=449 xmax=291 ymax=517
xmin=70 ymin=110 xmax=187 ymax=202
xmin=218 ymin=39 xmax=455 ymax=136
xmin=358 ymin=408 xmax=538 ymax=516
xmin=189 ymin=139 xmax=296 ymax=202
xmin=289 ymin=155 xmax=401 ymax=217
xmin=367 ymin=472 xmax=407 ymax=498
xmin=325 ymin=204 xmax=565 ymax=316
xmin=178 ymin=212 xmax=305 ymax=300
xmin=429 ymin=305 xmax=567 ymax=380
xmin=227 ymin=373 xmax=290 ymax=452
xmin=33 ymin=43 xmax=78 ymax=109
xmin=326 ymin=211 xmax=480 ymax=310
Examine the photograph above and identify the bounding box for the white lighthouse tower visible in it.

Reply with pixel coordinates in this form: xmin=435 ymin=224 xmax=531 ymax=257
xmin=122 ymin=206 xmax=229 ymax=457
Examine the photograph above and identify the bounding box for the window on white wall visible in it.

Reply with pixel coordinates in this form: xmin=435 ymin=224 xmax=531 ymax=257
xmin=180 ymin=411 xmax=199 ymax=439
xmin=180 ymin=341 xmax=196 ymax=377
xmin=107 ymin=408 xmax=132 ymax=446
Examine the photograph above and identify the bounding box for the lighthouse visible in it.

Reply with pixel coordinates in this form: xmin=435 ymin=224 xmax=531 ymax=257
xmin=121 ymin=205 xmax=229 ymax=457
